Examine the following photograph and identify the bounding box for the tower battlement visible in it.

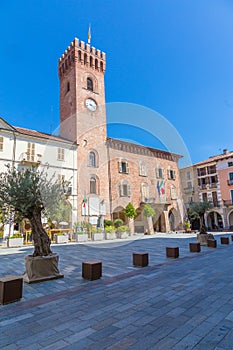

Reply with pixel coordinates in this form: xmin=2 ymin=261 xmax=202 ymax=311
xmin=58 ymin=37 xmax=106 ymax=77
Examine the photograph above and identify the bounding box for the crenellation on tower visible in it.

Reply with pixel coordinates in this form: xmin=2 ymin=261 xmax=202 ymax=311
xmin=58 ymin=38 xmax=106 ymax=78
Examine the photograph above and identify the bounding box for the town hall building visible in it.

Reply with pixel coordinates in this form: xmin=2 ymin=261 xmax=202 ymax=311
xmin=0 ymin=37 xmax=184 ymax=233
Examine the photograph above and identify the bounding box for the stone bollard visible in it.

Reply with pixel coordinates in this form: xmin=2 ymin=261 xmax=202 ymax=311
xmin=133 ymin=252 xmax=149 ymax=267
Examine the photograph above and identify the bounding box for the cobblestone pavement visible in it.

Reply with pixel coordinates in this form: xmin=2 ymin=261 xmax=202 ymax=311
xmin=1 ymin=233 xmax=233 ymax=349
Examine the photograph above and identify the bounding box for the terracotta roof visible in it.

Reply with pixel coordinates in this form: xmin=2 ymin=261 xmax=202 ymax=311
xmin=15 ymin=127 xmax=76 ymax=145
xmin=194 ymin=151 xmax=233 ymax=167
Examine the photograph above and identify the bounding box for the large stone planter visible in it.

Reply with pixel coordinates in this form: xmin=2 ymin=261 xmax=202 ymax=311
xmin=7 ymin=237 xmax=24 ymax=248
xmin=105 ymin=232 xmax=116 ymax=240
xmin=23 ymin=253 xmax=64 ymax=284
xmin=75 ymin=233 xmax=88 ymax=242
xmin=117 ymin=232 xmax=129 ymax=239
xmin=54 ymin=235 xmax=68 ymax=244
xmin=92 ymin=233 xmax=104 ymax=241
xmin=197 ymin=233 xmax=214 ymax=246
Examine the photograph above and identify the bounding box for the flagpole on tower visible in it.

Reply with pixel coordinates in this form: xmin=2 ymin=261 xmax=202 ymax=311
xmin=88 ymin=24 xmax=91 ymax=44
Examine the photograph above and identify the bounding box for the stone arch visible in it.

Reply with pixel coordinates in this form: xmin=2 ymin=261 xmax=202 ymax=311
xmin=153 ymin=211 xmax=166 ymax=232
xmin=168 ymin=207 xmax=180 ymax=231
xmin=207 ymin=211 xmax=223 ymax=230
xmin=112 ymin=206 xmax=126 ymax=223
xmin=84 ymin=72 xmax=98 ymax=92
xmin=228 ymin=210 xmax=233 ymax=229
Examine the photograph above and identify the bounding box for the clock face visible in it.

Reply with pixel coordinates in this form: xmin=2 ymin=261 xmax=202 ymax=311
xmin=86 ymin=98 xmax=97 ymax=112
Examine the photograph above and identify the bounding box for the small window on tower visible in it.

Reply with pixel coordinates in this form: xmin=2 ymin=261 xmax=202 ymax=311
xmin=66 ymin=81 xmax=70 ymax=93
xmin=87 ymin=78 xmax=93 ymax=91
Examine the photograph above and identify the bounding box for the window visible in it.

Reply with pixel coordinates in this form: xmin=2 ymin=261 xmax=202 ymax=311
xmin=90 ymin=177 xmax=97 ymax=194
xmin=168 ymin=169 xmax=176 ymax=180
xmin=186 ymin=171 xmax=191 ymax=180
xmin=89 ymin=151 xmax=96 ymax=167
xmin=156 ymin=167 xmax=164 ymax=179
xmin=228 ymin=162 xmax=233 ymax=167
xmin=58 ymin=174 xmax=65 ymax=185
xmin=87 ymin=77 xmax=93 ymax=91
xmin=27 ymin=143 xmax=35 ymax=161
xmin=0 ymin=137 xmax=3 ymax=152
xmin=187 ymin=181 xmax=192 ymax=188
xmin=139 ymin=161 xmax=147 ymax=176
xmin=141 ymin=183 xmax=149 ymax=202
xmin=202 ymin=193 xmax=207 ymax=201
xmin=90 ymin=56 xmax=93 ymax=67
xmin=58 ymin=148 xmax=65 ymax=161
xmin=119 ymin=180 xmax=131 ymax=197
xmin=229 ymin=172 xmax=233 ymax=181
xmin=170 ymin=186 xmax=177 ymax=200
xmin=66 ymin=81 xmax=70 ymax=93
xmin=118 ymin=160 xmax=129 ymax=174
xmin=84 ymin=53 xmax=87 ymax=65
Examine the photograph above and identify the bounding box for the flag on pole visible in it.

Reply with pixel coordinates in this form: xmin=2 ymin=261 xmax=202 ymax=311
xmin=83 ymin=192 xmax=87 ymax=208
xmin=88 ymin=25 xmax=91 ymax=44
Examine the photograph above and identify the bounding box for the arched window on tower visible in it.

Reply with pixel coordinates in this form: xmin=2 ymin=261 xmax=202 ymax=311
xmin=90 ymin=177 xmax=97 ymax=194
xmin=87 ymin=77 xmax=93 ymax=91
xmin=95 ymin=58 xmax=98 ymax=70
xmin=84 ymin=53 xmax=87 ymax=65
xmin=90 ymin=56 xmax=93 ymax=67
xmin=100 ymin=61 xmax=103 ymax=72
xmin=66 ymin=81 xmax=70 ymax=93
xmin=78 ymin=50 xmax=81 ymax=62
xmin=89 ymin=151 xmax=96 ymax=167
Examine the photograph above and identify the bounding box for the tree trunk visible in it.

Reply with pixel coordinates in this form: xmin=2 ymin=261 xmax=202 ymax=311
xmin=29 ymin=209 xmax=52 ymax=257
xmin=128 ymin=218 xmax=135 ymax=236
xmin=199 ymin=214 xmax=207 ymax=234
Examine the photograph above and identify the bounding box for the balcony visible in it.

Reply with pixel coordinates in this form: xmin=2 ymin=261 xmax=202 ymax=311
xmin=223 ymin=200 xmax=233 ymax=207
xmin=212 ymin=201 xmax=221 ymax=208
xmin=209 ymin=183 xmax=218 ymax=188
xmin=198 ymin=184 xmax=207 ymax=190
xmin=227 ymin=179 xmax=233 ymax=186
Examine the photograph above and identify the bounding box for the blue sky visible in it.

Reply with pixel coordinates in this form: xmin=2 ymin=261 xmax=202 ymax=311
xmin=0 ymin=0 xmax=233 ymax=166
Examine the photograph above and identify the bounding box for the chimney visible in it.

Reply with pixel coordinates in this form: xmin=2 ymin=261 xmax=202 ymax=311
xmin=223 ymin=149 xmax=228 ymax=155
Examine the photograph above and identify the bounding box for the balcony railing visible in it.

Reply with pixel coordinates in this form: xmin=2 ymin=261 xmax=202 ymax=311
xmin=209 ymin=183 xmax=218 ymax=188
xmin=198 ymin=184 xmax=207 ymax=190
xmin=227 ymin=179 xmax=233 ymax=186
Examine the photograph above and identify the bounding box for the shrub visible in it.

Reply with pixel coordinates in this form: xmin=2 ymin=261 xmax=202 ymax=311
xmin=118 ymin=225 xmax=130 ymax=233
xmin=104 ymin=219 xmax=114 ymax=227
xmin=105 ymin=225 xmax=115 ymax=233
xmin=114 ymin=218 xmax=123 ymax=228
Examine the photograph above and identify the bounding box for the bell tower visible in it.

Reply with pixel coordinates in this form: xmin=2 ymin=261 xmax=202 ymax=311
xmin=58 ymin=38 xmax=109 ymax=224
xmin=58 ymin=37 xmax=106 ymax=143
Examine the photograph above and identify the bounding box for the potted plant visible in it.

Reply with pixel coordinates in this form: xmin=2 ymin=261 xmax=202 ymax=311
xmin=75 ymin=231 xmax=89 ymax=242
xmin=92 ymin=227 xmax=104 ymax=241
xmin=105 ymin=225 xmax=116 ymax=240
xmin=188 ymin=201 xmax=214 ymax=245
xmin=0 ymin=166 xmax=65 ymax=283
xmin=184 ymin=221 xmax=191 ymax=233
xmin=143 ymin=204 xmax=155 ymax=235
xmin=54 ymin=231 xmax=69 ymax=244
xmin=124 ymin=203 xmax=137 ymax=235
xmin=117 ymin=225 xmax=130 ymax=239
xmin=7 ymin=232 xmax=24 ymax=247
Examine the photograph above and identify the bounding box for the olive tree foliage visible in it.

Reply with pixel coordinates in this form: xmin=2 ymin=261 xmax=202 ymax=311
xmin=188 ymin=201 xmax=213 ymax=234
xmin=0 ymin=165 xmax=68 ymax=256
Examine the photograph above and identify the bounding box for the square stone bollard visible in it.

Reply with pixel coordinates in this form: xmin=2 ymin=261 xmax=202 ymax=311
xmin=0 ymin=276 xmax=23 ymax=305
xmin=82 ymin=261 xmax=102 ymax=281
xmin=166 ymin=247 xmax=179 ymax=258
xmin=221 ymin=237 xmax=229 ymax=245
xmin=189 ymin=242 xmax=201 ymax=253
xmin=207 ymin=239 xmax=217 ymax=248
xmin=133 ymin=253 xmax=149 ymax=267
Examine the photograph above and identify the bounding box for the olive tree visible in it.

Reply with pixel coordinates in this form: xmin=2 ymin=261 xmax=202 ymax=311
xmin=188 ymin=201 xmax=213 ymax=234
xmin=0 ymin=165 xmax=67 ymax=256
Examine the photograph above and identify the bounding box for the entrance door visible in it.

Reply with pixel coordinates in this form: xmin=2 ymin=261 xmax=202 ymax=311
xmin=169 ymin=212 xmax=175 ymax=231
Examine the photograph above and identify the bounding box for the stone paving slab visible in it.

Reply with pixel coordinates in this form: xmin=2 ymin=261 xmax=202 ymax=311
xmin=1 ymin=233 xmax=233 ymax=349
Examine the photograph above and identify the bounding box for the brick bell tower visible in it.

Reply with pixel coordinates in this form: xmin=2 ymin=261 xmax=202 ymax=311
xmin=58 ymin=38 xmax=110 ymax=225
